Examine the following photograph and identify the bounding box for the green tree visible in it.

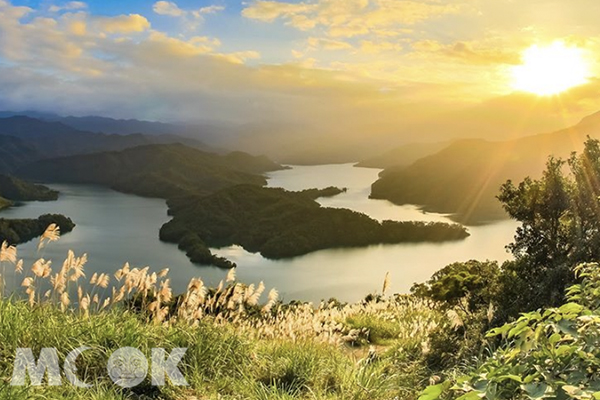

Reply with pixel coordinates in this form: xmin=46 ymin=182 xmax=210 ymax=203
xmin=497 ymin=137 xmax=600 ymax=314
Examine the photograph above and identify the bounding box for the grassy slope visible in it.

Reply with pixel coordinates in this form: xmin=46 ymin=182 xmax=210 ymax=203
xmin=0 ymin=297 xmax=439 ymax=400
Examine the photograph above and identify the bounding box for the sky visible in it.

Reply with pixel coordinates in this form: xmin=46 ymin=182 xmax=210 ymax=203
xmin=1 ymin=0 xmax=600 ymax=145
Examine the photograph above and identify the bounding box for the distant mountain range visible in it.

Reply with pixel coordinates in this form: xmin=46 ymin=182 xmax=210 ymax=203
xmin=371 ymin=110 xmax=600 ymax=225
xmin=0 ymin=116 xmax=214 ymax=173
xmin=356 ymin=142 xmax=451 ymax=169
xmin=17 ymin=143 xmax=285 ymax=199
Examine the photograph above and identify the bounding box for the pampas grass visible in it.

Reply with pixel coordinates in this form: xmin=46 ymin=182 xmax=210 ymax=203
xmin=0 ymin=225 xmax=447 ymax=400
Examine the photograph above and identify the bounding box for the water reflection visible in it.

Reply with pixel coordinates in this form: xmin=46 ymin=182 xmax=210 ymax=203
xmin=0 ymin=164 xmax=518 ymax=303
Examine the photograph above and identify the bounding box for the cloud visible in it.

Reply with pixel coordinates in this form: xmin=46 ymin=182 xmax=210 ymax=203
xmin=1 ymin=0 xmax=600 ymax=158
xmin=153 ymin=1 xmax=184 ymax=17
xmin=49 ymin=1 xmax=87 ymax=13
xmin=243 ymin=0 xmax=466 ymax=38
xmin=195 ymin=5 xmax=225 ymax=15
xmin=153 ymin=1 xmax=225 ymax=19
xmin=95 ymin=14 xmax=150 ymax=34
xmin=411 ymin=39 xmax=521 ymax=66
xmin=359 ymin=40 xmax=402 ymax=54
xmin=308 ymin=37 xmax=352 ymax=51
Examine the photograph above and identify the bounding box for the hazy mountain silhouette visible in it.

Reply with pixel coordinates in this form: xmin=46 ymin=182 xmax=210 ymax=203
xmin=356 ymin=142 xmax=451 ymax=169
xmin=17 ymin=143 xmax=284 ymax=198
xmin=371 ymin=110 xmax=600 ymax=225
xmin=0 ymin=116 xmax=213 ymax=172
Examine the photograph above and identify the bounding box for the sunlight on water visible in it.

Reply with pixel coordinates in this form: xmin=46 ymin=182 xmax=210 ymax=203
xmin=0 ymin=165 xmax=518 ymax=303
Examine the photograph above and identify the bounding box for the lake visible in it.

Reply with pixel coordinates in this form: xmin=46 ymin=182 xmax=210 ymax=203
xmin=0 ymin=164 xmax=518 ymax=303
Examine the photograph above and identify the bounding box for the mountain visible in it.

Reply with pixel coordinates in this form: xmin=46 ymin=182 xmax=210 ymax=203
xmin=0 ymin=116 xmax=214 ymax=169
xmin=371 ymin=110 xmax=600 ymax=225
xmin=0 ymin=174 xmax=59 ymax=211
xmin=356 ymin=142 xmax=451 ymax=169
xmin=0 ymin=174 xmax=58 ymax=202
xmin=0 ymin=135 xmax=42 ymax=173
xmin=0 ymin=111 xmax=230 ymax=150
xmin=17 ymin=144 xmax=285 ymax=199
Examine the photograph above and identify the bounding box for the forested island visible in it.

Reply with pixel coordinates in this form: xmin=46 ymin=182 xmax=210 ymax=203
xmin=0 ymin=214 xmax=75 ymax=245
xmin=160 ymin=185 xmax=469 ymax=267
xmin=17 ymin=142 xmax=470 ymax=267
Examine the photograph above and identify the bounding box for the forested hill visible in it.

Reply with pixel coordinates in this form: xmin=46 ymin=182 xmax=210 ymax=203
xmin=0 ymin=174 xmax=58 ymax=202
xmin=160 ymin=184 xmax=469 ymax=267
xmin=371 ymin=110 xmax=600 ymax=225
xmin=356 ymin=141 xmax=450 ymax=169
xmin=17 ymin=144 xmax=285 ymax=198
xmin=0 ymin=116 xmax=211 ymax=173
xmin=0 ymin=214 xmax=75 ymax=245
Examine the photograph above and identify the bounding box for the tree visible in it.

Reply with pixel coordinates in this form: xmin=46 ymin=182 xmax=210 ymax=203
xmin=497 ymin=137 xmax=600 ymax=313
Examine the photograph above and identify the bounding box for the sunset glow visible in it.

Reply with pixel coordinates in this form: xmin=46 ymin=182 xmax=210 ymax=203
xmin=511 ymin=42 xmax=590 ymax=96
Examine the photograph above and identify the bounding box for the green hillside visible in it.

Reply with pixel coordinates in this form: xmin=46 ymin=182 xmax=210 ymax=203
xmin=17 ymin=144 xmax=284 ymax=199
xmin=0 ymin=174 xmax=58 ymax=202
xmin=371 ymin=111 xmax=600 ymax=224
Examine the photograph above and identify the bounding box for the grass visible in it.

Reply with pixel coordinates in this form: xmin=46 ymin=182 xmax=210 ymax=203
xmin=0 ymin=227 xmax=447 ymax=399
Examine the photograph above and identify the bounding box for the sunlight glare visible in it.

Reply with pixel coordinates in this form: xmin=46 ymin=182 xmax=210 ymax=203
xmin=511 ymin=41 xmax=590 ymax=96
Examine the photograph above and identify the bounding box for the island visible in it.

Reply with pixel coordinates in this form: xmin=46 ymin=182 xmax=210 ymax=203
xmin=0 ymin=214 xmax=75 ymax=245
xmin=160 ymin=185 xmax=469 ymax=268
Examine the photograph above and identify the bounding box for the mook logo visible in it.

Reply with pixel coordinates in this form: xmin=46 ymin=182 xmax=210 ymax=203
xmin=10 ymin=347 xmax=188 ymax=388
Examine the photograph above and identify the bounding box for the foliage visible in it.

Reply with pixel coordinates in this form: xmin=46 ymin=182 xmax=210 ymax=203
xmin=296 ymin=186 xmax=347 ymax=199
xmin=161 ymin=184 xmax=469 ymax=267
xmin=0 ymin=214 xmax=75 ymax=245
xmin=0 ymin=174 xmax=58 ymax=202
xmin=497 ymin=138 xmax=600 ymax=314
xmin=411 ymin=261 xmax=501 ymax=371
xmin=17 ymin=143 xmax=283 ymax=198
xmin=412 ymin=260 xmax=501 ymax=313
xmin=422 ymin=262 xmax=600 ymax=400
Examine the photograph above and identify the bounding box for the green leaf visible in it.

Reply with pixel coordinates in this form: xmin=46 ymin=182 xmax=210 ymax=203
xmin=418 ymin=383 xmax=447 ymax=400
xmin=495 ymin=374 xmax=523 ymax=383
xmin=456 ymin=392 xmax=484 ymax=400
xmin=522 ymin=382 xmax=548 ymax=399
xmin=559 ymin=303 xmax=584 ymax=315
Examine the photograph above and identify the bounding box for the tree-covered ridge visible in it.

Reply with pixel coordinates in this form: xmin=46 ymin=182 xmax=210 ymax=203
xmin=160 ymin=185 xmax=469 ymax=268
xmin=0 ymin=214 xmax=75 ymax=245
xmin=0 ymin=116 xmax=213 ymax=173
xmin=0 ymin=174 xmax=58 ymax=203
xmin=17 ymin=144 xmax=285 ymax=198
xmin=370 ymin=112 xmax=600 ymax=225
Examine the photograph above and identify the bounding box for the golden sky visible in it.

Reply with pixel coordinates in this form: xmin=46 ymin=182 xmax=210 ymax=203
xmin=1 ymin=0 xmax=599 ymax=143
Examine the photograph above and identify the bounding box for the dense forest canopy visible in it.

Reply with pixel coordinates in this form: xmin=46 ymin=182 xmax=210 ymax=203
xmin=160 ymin=185 xmax=469 ymax=268
xmin=17 ymin=144 xmax=284 ymax=199
xmin=0 ymin=214 xmax=74 ymax=245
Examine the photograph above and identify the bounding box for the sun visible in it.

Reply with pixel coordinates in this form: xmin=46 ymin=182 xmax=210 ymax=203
xmin=511 ymin=41 xmax=590 ymax=96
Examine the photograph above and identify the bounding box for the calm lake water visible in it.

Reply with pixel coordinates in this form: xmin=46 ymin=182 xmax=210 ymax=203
xmin=0 ymin=164 xmax=518 ymax=303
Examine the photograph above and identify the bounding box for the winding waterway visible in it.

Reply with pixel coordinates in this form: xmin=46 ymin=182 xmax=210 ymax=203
xmin=1 ymin=164 xmax=518 ymax=303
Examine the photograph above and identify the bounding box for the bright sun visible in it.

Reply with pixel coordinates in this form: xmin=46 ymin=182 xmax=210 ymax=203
xmin=511 ymin=41 xmax=590 ymax=96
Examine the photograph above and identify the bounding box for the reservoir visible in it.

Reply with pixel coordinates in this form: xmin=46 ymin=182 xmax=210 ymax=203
xmin=0 ymin=164 xmax=518 ymax=303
